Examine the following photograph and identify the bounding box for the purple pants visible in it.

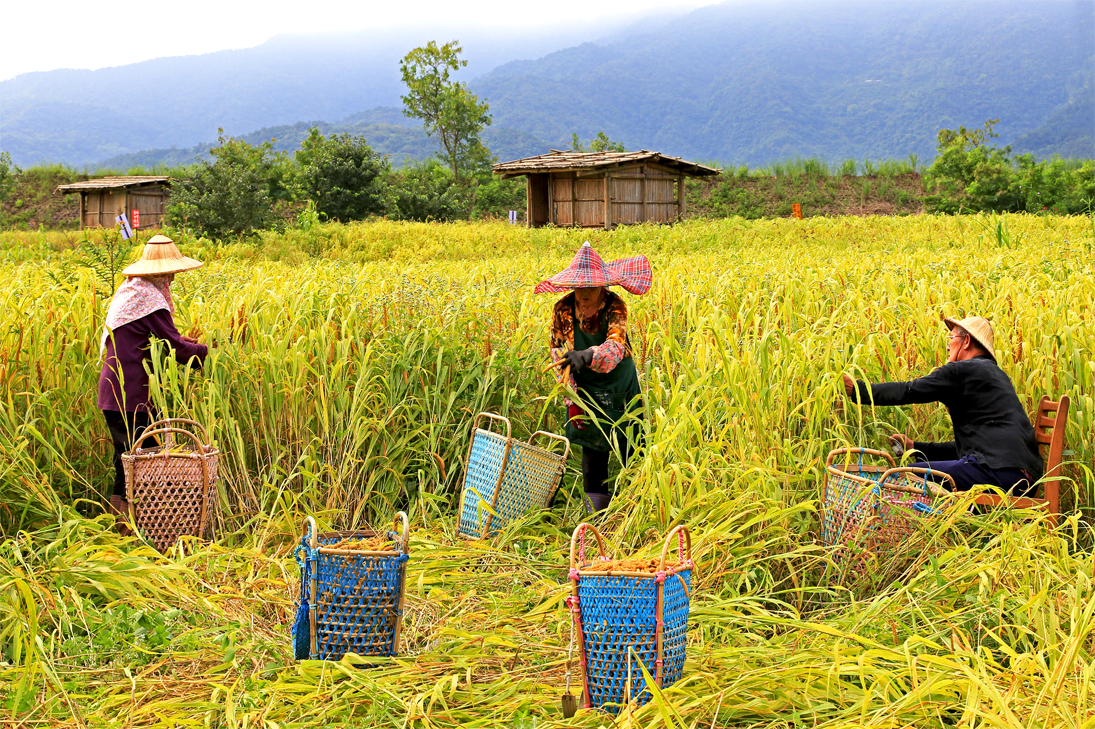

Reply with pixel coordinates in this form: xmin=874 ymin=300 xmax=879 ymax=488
xmin=910 ymin=455 xmax=1033 ymax=496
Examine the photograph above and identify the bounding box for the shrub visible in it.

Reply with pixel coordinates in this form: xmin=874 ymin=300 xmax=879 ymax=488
xmin=387 ymin=159 xmax=464 ymax=222
xmin=165 ymin=132 xmax=287 ymax=239
xmin=295 ymin=129 xmax=389 ymax=222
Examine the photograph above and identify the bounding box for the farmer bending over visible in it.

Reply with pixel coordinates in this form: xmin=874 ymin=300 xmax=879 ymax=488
xmin=539 ymin=242 xmax=650 ymax=512
xmin=842 ymin=315 xmax=1042 ymax=495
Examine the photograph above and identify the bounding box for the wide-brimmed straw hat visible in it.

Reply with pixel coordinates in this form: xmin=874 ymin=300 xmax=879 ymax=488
xmin=534 ymin=242 xmax=652 ymax=295
xmin=122 ymin=234 xmax=203 ymax=276
xmin=943 ymin=314 xmax=995 ymax=360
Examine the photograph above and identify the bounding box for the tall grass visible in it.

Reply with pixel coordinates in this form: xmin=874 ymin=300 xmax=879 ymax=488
xmin=1 ymin=215 xmax=1093 ymax=726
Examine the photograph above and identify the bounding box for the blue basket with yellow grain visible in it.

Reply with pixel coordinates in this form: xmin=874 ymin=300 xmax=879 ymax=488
xmin=822 ymin=447 xmax=954 ymax=558
xmin=292 ymin=512 xmax=410 ymax=661
xmin=564 ymin=523 xmax=694 ymax=714
xmin=457 ymin=412 xmax=570 ymax=539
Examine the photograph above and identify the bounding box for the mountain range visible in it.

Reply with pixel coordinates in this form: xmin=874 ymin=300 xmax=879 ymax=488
xmin=1 ymin=0 xmax=1091 ymax=169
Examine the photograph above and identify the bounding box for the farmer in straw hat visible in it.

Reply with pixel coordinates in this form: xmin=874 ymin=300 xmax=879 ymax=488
xmin=842 ymin=315 xmax=1042 ymax=494
xmin=539 ymin=242 xmax=651 ymax=512
xmin=98 ymin=234 xmax=211 ymax=525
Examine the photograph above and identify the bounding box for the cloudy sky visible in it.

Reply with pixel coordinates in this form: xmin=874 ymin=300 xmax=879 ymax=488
xmin=1 ymin=0 xmax=705 ymax=81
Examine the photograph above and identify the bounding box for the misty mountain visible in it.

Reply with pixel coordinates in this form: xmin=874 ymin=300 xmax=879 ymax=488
xmin=0 ymin=23 xmax=624 ymax=167
xmin=474 ymin=0 xmax=1094 ymax=165
xmin=2 ymin=0 xmax=1091 ymax=169
xmin=94 ymin=109 xmax=552 ymax=170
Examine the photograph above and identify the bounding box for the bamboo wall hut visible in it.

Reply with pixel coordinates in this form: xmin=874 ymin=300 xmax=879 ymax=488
xmin=493 ymin=151 xmax=719 ymax=229
xmin=56 ymin=176 xmax=171 ymax=230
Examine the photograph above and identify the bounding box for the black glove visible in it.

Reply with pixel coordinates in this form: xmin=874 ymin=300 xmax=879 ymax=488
xmin=563 ymin=348 xmax=594 ymax=373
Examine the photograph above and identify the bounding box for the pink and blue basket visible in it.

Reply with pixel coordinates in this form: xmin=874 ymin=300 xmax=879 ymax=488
xmin=567 ymin=523 xmax=694 ymax=713
xmin=457 ymin=412 xmax=570 ymax=539
xmin=292 ymin=512 xmax=410 ymax=661
xmin=822 ymin=447 xmax=954 ymax=557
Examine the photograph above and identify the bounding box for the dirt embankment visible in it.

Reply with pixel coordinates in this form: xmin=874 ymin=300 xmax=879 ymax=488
xmin=1 ymin=169 xmax=87 ymax=229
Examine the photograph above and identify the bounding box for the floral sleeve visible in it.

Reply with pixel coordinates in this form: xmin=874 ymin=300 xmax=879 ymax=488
xmin=549 ymin=295 xmax=578 ymax=396
xmin=589 ymin=296 xmax=629 ymax=373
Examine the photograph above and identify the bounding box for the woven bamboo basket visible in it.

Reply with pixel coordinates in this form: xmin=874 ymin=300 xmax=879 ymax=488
xmin=566 ymin=523 xmax=693 ymax=713
xmin=822 ymin=447 xmax=955 ymax=554
xmin=295 ymin=513 xmax=410 ymax=661
xmin=121 ymin=418 xmax=219 ymax=553
xmin=457 ymin=412 xmax=570 ymax=539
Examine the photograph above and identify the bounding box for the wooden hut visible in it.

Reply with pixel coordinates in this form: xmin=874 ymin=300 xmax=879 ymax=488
xmin=493 ymin=150 xmax=719 ymax=229
xmin=56 ymin=176 xmax=171 ymax=230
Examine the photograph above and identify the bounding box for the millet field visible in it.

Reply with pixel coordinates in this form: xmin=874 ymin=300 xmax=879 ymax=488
xmin=1 ymin=214 xmax=1093 ymax=727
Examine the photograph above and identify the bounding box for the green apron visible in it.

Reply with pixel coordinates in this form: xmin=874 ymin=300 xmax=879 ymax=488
xmin=564 ymin=296 xmax=643 ymax=452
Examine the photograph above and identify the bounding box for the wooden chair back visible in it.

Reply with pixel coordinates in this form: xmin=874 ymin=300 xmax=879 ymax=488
xmin=974 ymin=395 xmax=1070 ymax=526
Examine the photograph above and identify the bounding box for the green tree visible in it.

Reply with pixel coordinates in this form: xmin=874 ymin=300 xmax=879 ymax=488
xmin=166 ymin=131 xmax=286 ymax=239
xmin=400 ymin=41 xmax=492 ymax=184
xmin=570 ymin=132 xmax=626 ymax=153
xmin=924 ymin=120 xmax=1019 ymax=213
xmin=295 ymin=129 xmax=388 ymax=221
xmin=0 ymin=152 xmax=21 ymax=224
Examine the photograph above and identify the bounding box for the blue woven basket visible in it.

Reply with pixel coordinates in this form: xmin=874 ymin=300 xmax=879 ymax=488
xmin=458 ymin=413 xmax=570 ymax=539
xmin=566 ymin=523 xmax=694 ymax=713
xmin=822 ymin=448 xmax=952 ymax=555
xmin=294 ymin=513 xmax=410 ymax=661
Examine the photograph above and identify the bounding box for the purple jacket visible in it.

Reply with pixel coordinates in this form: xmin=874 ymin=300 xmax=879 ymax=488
xmin=97 ymin=309 xmax=208 ymax=412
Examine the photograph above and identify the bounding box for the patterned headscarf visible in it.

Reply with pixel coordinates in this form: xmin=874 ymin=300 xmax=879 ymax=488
xmin=100 ymin=275 xmax=175 ymax=355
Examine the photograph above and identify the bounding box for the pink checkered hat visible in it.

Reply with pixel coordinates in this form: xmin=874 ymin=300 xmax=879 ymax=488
xmin=534 ymin=242 xmax=652 ymax=295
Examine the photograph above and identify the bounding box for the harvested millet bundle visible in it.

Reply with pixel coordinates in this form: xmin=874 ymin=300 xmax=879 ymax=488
xmin=578 ymin=556 xmax=681 ymax=573
xmin=327 ymin=535 xmax=395 ymax=552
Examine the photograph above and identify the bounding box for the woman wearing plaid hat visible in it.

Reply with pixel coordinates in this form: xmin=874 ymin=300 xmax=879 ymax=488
xmin=538 ymin=242 xmax=651 ymax=512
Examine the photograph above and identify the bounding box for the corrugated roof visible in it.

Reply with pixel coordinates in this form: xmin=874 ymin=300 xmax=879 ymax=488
xmin=56 ymin=176 xmax=171 ymax=193
xmin=493 ymin=150 xmax=720 ymax=177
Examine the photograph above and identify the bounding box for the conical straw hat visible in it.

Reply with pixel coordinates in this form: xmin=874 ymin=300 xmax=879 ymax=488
xmin=943 ymin=314 xmax=995 ymax=360
xmin=121 ymin=234 xmax=203 ymax=276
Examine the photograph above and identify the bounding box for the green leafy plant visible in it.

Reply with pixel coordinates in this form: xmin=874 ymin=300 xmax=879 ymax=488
xmin=78 ymin=229 xmax=136 ymax=294
xmin=165 ymin=131 xmax=288 ymax=239
xmin=569 ymin=131 xmax=626 ymax=153
xmin=295 ymin=129 xmax=389 ymax=222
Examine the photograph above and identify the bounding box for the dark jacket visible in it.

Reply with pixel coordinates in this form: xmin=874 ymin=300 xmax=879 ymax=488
xmin=854 ymin=355 xmax=1042 ymax=479
xmin=98 ymin=309 xmax=207 ymax=412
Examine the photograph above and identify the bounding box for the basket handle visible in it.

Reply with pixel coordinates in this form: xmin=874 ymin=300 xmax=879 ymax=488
xmin=302 ymin=516 xmax=317 ymax=549
xmin=878 ymin=467 xmax=956 ymax=496
xmin=659 ymin=524 xmax=692 ymax=572
xmin=569 ymin=522 xmax=609 ymax=573
xmin=143 ymin=418 xmax=211 ymax=446
xmin=473 ymin=412 xmax=512 ymax=439
xmin=528 ymin=431 xmax=571 ymax=461
xmin=392 ymin=511 xmax=410 ymax=553
xmin=130 ymin=426 xmax=206 ymax=454
xmin=825 ymin=447 xmax=895 ymax=469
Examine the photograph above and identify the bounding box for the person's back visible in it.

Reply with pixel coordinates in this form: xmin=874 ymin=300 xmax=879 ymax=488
xmin=844 ymin=315 xmax=1041 ymax=494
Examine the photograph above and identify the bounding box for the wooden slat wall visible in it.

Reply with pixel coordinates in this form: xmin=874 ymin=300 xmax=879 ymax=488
xmin=129 ymin=190 xmax=167 ymax=229
xmin=533 ymin=163 xmax=688 ymax=228
xmin=79 ymin=187 xmax=169 ymax=229
xmin=574 ymin=178 xmax=604 ymax=228
xmin=553 ymin=176 xmax=574 ymax=226
xmin=610 ymin=174 xmax=643 ymax=225
xmin=608 ymin=164 xmax=681 ymax=226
